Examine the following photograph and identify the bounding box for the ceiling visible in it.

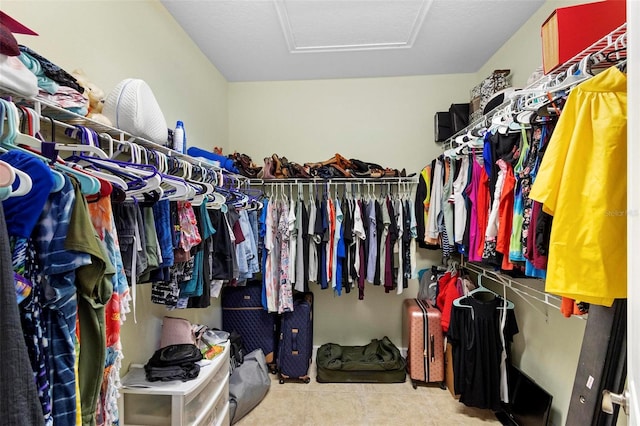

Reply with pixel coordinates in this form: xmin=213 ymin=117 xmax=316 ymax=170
xmin=161 ymin=0 xmax=545 ymax=82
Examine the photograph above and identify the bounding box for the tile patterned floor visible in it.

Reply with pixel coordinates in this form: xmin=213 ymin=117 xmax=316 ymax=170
xmin=235 ymin=360 xmax=501 ymax=426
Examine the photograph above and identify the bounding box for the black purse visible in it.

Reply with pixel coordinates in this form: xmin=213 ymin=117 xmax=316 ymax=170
xmin=146 ymin=343 xmax=203 ymax=368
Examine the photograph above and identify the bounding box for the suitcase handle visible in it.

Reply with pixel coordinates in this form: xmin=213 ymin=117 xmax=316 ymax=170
xmin=430 ymin=335 xmax=435 ymax=362
xmin=291 ymin=328 xmax=299 ymax=355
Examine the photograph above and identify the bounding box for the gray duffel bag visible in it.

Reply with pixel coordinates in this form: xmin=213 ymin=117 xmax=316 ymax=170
xmin=229 ymin=349 xmax=271 ymax=424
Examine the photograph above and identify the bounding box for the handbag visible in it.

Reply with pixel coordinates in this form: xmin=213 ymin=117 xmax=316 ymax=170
xmin=469 ymin=69 xmax=511 ymax=123
xmin=434 ymin=111 xmax=452 ymax=143
xmin=160 ymin=316 xmax=196 ymax=349
xmin=449 ymin=103 xmax=470 ymax=134
xmin=146 ymin=343 xmax=203 ymax=368
xmin=103 ymin=78 xmax=168 ymax=143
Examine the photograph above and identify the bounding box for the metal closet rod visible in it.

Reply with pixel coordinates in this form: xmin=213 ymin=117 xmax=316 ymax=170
xmin=249 ymin=176 xmax=419 ymax=185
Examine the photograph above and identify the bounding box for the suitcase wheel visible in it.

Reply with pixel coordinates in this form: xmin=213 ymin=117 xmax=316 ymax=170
xmin=279 ymin=378 xmax=285 ymax=384
xmin=411 ymin=380 xmax=417 ymax=390
xmin=304 ymin=377 xmax=311 ymax=384
xmin=439 ymin=381 xmax=446 ymax=390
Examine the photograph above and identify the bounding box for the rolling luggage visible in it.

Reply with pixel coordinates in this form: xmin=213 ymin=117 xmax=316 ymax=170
xmin=277 ymin=292 xmax=313 ymax=384
xmin=222 ymin=284 xmax=278 ymax=367
xmin=402 ymin=298 xmax=445 ymax=389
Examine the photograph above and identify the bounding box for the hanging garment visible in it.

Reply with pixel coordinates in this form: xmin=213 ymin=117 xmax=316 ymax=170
xmin=384 ymin=198 xmax=396 ymax=293
xmin=342 ymin=197 xmax=354 ymax=292
xmin=334 ymin=199 xmax=344 ymax=295
xmin=441 ymin=157 xmax=455 ymax=252
xmin=496 ymin=159 xmax=516 ymax=271
xmin=34 ymin=176 xmax=87 ymax=426
xmin=448 ymin=296 xmax=518 ymax=410
xmin=395 ymin=198 xmax=404 ymax=294
xmin=318 ymin=198 xmax=329 ymax=289
xmin=300 ymin=200 xmax=310 ymax=292
xmin=68 ymin=179 xmax=114 ymax=426
xmin=415 ymin=163 xmax=439 ymax=249
xmin=295 ymin=199 xmax=305 ymax=291
xmin=425 ymin=158 xmax=444 ymax=244
xmin=0 ymin=203 xmax=44 ymax=426
xmin=452 ymin=154 xmax=470 ymax=244
xmin=357 ymin=199 xmax=367 ymax=299
xmin=288 ymin=197 xmax=297 ymax=286
xmin=379 ymin=198 xmax=391 ymax=287
xmin=462 ymin=157 xmax=479 ymax=262
xmin=259 ymin=198 xmax=270 ymax=310
xmin=277 ymin=201 xmax=293 ymax=313
xmin=88 ymin=195 xmax=129 ymax=426
xmin=365 ymin=200 xmax=377 ymax=284
xmin=509 ymin=127 xmax=531 ymax=262
xmin=529 ymin=66 xmax=627 ymax=306
xmin=307 ymin=198 xmax=318 ymax=284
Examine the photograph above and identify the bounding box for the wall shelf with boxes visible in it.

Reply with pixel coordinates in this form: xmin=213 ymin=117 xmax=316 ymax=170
xmin=119 ymin=342 xmax=230 ymax=426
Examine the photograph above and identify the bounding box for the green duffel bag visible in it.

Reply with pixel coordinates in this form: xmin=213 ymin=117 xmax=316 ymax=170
xmin=316 ymin=337 xmax=407 ymax=383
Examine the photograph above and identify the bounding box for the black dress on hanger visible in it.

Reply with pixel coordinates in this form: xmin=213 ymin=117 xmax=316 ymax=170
xmin=448 ymin=295 xmax=519 ymax=410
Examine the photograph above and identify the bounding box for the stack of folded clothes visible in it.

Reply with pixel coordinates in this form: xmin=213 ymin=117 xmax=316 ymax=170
xmin=17 ymin=45 xmax=88 ymax=115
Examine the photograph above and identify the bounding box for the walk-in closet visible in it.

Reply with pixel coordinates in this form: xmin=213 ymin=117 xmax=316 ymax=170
xmin=0 ymin=1 xmax=636 ymax=425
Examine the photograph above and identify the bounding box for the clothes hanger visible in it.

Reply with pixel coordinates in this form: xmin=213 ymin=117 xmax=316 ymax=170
xmin=453 ymin=273 xmax=514 ymax=309
xmin=0 ymin=100 xmax=93 ymax=194
xmin=0 ymin=159 xmax=16 ymax=188
xmin=11 ymin=109 xmax=110 ymax=160
xmin=0 ymin=151 xmax=32 ymax=199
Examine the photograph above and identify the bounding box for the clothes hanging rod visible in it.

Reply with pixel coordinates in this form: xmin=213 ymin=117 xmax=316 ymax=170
xmin=249 ymin=176 xmax=418 ymax=185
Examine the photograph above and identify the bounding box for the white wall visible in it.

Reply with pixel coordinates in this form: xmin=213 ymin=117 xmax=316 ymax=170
xmin=3 ymin=0 xmax=229 ymax=371
xmin=229 ymin=74 xmax=475 ymax=174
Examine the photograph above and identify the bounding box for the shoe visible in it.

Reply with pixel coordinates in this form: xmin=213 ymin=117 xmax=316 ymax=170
xmin=272 ymin=154 xmax=285 ymax=179
xmin=280 ymin=156 xmax=291 ymax=178
xmin=262 ymin=157 xmax=275 ymax=179
xmin=290 ymin=163 xmax=311 ymax=178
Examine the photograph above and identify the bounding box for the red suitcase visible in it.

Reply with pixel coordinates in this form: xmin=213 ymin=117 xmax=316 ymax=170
xmin=402 ymin=298 xmax=445 ymax=389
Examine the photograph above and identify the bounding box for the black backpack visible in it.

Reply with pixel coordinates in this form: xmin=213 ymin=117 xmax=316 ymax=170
xmin=147 ymin=343 xmax=203 ymax=368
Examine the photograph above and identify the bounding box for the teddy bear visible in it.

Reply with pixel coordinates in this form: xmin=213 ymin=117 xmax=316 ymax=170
xmin=71 ymin=69 xmax=112 ymax=126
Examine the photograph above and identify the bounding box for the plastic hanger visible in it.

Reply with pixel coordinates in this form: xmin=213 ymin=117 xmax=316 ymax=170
xmin=0 ymin=160 xmax=16 ymax=187
xmin=453 ymin=273 xmax=514 ymax=309
xmin=0 ymin=100 xmax=88 ymax=194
